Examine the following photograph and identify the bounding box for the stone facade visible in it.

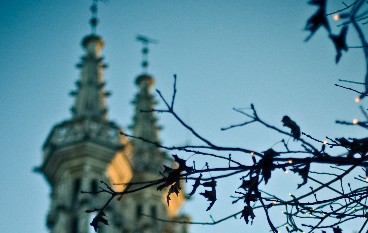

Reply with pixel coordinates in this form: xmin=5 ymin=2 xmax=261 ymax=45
xmin=37 ymin=32 xmax=188 ymax=233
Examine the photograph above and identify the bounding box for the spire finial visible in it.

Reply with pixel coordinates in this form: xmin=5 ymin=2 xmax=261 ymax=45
xmin=89 ymin=0 xmax=99 ymax=34
xmin=136 ymin=34 xmax=158 ymax=73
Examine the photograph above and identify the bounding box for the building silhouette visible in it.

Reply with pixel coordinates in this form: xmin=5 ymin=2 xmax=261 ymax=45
xmin=36 ymin=3 xmax=189 ymax=233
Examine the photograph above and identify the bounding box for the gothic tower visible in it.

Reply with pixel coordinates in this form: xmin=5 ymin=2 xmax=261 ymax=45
xmin=121 ymin=35 xmax=188 ymax=232
xmin=37 ymin=2 xmax=188 ymax=233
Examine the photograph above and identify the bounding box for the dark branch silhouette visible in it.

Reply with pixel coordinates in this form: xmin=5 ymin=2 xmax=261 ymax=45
xmin=83 ymin=1 xmax=368 ymax=232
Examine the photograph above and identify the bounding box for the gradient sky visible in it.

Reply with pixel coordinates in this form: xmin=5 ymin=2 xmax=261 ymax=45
xmin=0 ymin=1 xmax=366 ymax=232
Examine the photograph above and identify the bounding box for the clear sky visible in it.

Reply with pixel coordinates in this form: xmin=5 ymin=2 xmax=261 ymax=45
xmin=0 ymin=1 xmax=366 ymax=233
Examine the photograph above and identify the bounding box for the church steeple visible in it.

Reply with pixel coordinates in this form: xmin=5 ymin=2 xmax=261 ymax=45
xmin=131 ymin=74 xmax=161 ymax=143
xmin=70 ymin=0 xmax=109 ymax=121
xmin=89 ymin=0 xmax=99 ymax=34
xmin=70 ymin=35 xmax=108 ymax=120
xmin=126 ymin=37 xmax=188 ymax=232
xmin=38 ymin=3 xmax=133 ymax=232
xmin=39 ymin=2 xmax=189 ymax=230
xmin=131 ymin=36 xmax=162 ymax=160
xmin=136 ymin=34 xmax=158 ymax=74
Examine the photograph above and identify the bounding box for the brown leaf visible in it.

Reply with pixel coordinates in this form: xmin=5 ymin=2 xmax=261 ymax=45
xmin=291 ymin=163 xmax=310 ymax=189
xmin=329 ymin=26 xmax=348 ymax=63
xmin=199 ymin=178 xmax=217 ymax=211
xmin=282 ymin=116 xmax=301 ymax=140
xmin=333 ymin=226 xmax=342 ymax=233
xmin=166 ymin=181 xmax=181 ymax=206
xmin=260 ymin=149 xmax=277 ymax=184
xmin=90 ymin=211 xmax=109 ymax=232
xmin=187 ymin=174 xmax=202 ymax=197
xmin=304 ymin=0 xmax=330 ymax=41
xmin=240 ymin=205 xmax=255 ymax=224
xmin=157 ymin=155 xmax=192 ymax=192
xmin=239 ymin=176 xmax=258 ymax=193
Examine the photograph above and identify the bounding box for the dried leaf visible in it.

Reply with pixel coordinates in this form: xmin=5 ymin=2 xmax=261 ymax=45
xmin=157 ymin=154 xmax=192 ymax=191
xmin=291 ymin=163 xmax=310 ymax=189
xmin=260 ymin=149 xmax=277 ymax=184
xmin=282 ymin=116 xmax=301 ymax=140
xmin=336 ymin=137 xmax=368 ymax=158
xmin=187 ymin=174 xmax=202 ymax=197
xmin=329 ymin=26 xmax=348 ymax=63
xmin=239 ymin=176 xmax=258 ymax=193
xmin=158 ymin=154 xmax=193 ymax=206
xmin=90 ymin=211 xmax=109 ymax=232
xmin=157 ymin=168 xmax=180 ymax=191
xmin=305 ymin=0 xmax=330 ymax=41
xmin=240 ymin=205 xmax=255 ymax=224
xmin=333 ymin=226 xmax=342 ymax=233
xmin=166 ymin=181 xmax=181 ymax=206
xmin=202 ymin=179 xmax=216 ymax=188
xmin=199 ymin=178 xmax=217 ymax=211
xmin=173 ymin=154 xmax=193 ymax=173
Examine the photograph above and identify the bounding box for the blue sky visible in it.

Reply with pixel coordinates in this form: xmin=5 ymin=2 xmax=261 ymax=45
xmin=0 ymin=1 xmax=366 ymax=232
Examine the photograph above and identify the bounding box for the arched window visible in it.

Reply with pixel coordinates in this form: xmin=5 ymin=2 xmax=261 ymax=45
xmin=72 ymin=178 xmax=81 ymax=203
xmin=150 ymin=205 xmax=157 ymax=218
xmin=136 ymin=204 xmax=143 ymax=220
xmin=90 ymin=179 xmax=98 ymax=195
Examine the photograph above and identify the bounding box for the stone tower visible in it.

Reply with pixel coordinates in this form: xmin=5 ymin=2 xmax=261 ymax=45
xmin=123 ymin=72 xmax=188 ymax=233
xmin=37 ymin=2 xmax=188 ymax=233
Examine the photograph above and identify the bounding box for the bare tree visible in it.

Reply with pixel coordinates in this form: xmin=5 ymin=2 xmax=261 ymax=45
xmin=85 ymin=1 xmax=368 ymax=232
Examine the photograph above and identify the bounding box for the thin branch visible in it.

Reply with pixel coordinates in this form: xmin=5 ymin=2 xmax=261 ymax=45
xmin=326 ymin=0 xmax=359 ymax=16
xmin=338 ymin=79 xmax=366 ymax=85
xmin=335 ymin=84 xmax=368 ymax=96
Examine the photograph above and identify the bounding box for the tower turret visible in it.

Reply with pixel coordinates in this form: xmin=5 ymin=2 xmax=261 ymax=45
xmin=123 ymin=36 xmax=188 ymax=233
xmin=37 ymin=2 xmax=132 ymax=232
xmin=71 ymin=0 xmax=108 ymax=121
xmin=130 ymin=35 xmax=164 ymax=173
xmin=70 ymin=34 xmax=108 ymax=120
xmin=130 ymin=74 xmax=164 ymax=172
xmin=37 ymin=2 xmax=189 ymax=231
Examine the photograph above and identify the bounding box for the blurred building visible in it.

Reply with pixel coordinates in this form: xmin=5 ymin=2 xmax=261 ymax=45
xmin=36 ymin=3 xmax=189 ymax=233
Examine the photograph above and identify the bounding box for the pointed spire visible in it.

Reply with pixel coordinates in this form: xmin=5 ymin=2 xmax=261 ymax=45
xmin=131 ymin=74 xmax=161 ymax=144
xmin=69 ymin=1 xmax=109 ymax=121
xmin=131 ymin=35 xmax=161 ymax=143
xmin=130 ymin=73 xmax=166 ymax=174
xmin=89 ymin=0 xmax=99 ymax=34
xmin=136 ymin=35 xmax=158 ymax=74
xmin=130 ymin=35 xmax=165 ymax=174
